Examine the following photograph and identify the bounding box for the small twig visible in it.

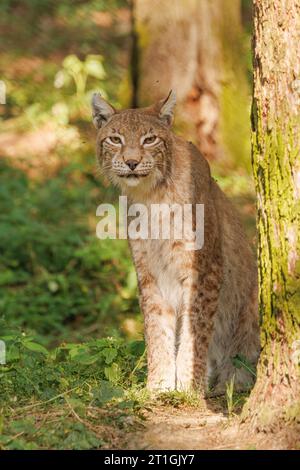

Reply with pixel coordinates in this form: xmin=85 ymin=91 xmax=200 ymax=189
xmin=14 ymin=382 xmax=87 ymax=413
xmin=65 ymin=397 xmax=85 ymax=425
xmin=3 ymin=431 xmax=24 ymax=445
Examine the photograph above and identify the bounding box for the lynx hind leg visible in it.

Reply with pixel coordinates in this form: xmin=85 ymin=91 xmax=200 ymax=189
xmin=209 ymin=303 xmax=260 ymax=396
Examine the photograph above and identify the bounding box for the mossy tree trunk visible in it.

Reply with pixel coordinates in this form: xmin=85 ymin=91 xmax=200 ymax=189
xmin=244 ymin=0 xmax=300 ymax=431
xmin=133 ymin=0 xmax=251 ymax=167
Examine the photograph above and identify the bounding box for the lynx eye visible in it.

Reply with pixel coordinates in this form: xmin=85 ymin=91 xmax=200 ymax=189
xmin=106 ymin=136 xmax=122 ymax=146
xmin=142 ymin=135 xmax=158 ymax=146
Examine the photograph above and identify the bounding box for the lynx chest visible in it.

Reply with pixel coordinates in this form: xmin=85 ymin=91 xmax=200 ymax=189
xmin=144 ymin=239 xmax=183 ymax=313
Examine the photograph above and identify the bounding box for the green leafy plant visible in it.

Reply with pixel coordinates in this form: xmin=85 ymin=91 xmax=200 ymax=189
xmin=54 ymin=54 xmax=107 ymax=119
xmin=55 ymin=54 xmax=106 ymax=97
xmin=0 ymin=331 xmax=146 ymax=449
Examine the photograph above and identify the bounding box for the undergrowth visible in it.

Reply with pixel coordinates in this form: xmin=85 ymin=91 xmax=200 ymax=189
xmin=0 ymin=331 xmax=147 ymax=449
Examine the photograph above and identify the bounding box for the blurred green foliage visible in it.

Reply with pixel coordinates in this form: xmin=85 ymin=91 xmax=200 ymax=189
xmin=0 ymin=0 xmax=129 ymax=125
xmin=0 ymin=159 xmax=140 ymax=344
xmin=0 ymin=1 xmax=144 ymax=448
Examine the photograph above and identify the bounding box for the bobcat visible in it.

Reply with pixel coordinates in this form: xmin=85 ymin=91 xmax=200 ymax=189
xmin=92 ymin=90 xmax=260 ymax=395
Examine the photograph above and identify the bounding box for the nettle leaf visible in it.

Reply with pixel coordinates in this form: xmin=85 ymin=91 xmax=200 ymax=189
xmin=104 ymin=363 xmax=121 ymax=383
xmin=117 ymin=399 xmax=137 ymax=410
xmin=128 ymin=340 xmax=145 ymax=357
xmin=10 ymin=418 xmax=36 ymax=435
xmin=101 ymin=347 xmax=118 ymax=365
xmin=23 ymin=342 xmax=48 ymax=356
xmin=92 ymin=338 xmax=111 ymax=348
xmin=0 ymin=335 xmax=17 ymax=341
xmin=5 ymin=438 xmax=39 ymax=450
xmin=62 ymin=54 xmax=83 ymax=74
xmin=84 ymin=56 xmax=106 ymax=79
xmin=68 ymin=346 xmax=87 ymax=359
xmin=93 ymin=380 xmax=123 ymax=405
xmin=69 ymin=347 xmax=99 ymax=365
xmin=72 ymin=353 xmax=99 ymax=365
xmin=6 ymin=344 xmax=20 ymax=362
xmin=60 ymin=422 xmax=103 ymax=450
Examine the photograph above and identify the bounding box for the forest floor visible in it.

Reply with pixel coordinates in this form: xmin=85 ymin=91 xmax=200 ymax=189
xmin=121 ymin=399 xmax=300 ymax=450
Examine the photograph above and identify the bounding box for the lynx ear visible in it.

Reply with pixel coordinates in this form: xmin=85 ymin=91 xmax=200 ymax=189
xmin=157 ymin=90 xmax=176 ymax=126
xmin=91 ymin=93 xmax=115 ymax=129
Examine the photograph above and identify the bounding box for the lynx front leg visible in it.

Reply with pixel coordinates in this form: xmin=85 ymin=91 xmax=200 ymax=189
xmin=130 ymin=241 xmax=177 ymax=391
xmin=176 ymin=266 xmax=221 ymax=393
xmin=143 ymin=297 xmax=176 ymax=391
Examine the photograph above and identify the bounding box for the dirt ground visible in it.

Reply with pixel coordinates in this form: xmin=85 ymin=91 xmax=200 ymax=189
xmin=124 ymin=403 xmax=300 ymax=450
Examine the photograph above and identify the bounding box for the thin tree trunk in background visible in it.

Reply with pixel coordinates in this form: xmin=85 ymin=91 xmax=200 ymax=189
xmin=129 ymin=0 xmax=139 ymax=108
xmin=133 ymin=0 xmax=250 ymax=166
xmin=244 ymin=0 xmax=300 ymax=433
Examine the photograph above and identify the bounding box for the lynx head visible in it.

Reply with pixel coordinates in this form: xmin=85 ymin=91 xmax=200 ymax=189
xmin=91 ymin=91 xmax=176 ymax=193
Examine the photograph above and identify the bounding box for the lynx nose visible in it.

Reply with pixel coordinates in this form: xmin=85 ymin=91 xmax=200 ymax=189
xmin=126 ymin=160 xmax=139 ymax=171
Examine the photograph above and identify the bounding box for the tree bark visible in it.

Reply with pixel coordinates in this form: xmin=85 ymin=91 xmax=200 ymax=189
xmin=133 ymin=0 xmax=250 ymax=166
xmin=244 ymin=0 xmax=300 ymax=432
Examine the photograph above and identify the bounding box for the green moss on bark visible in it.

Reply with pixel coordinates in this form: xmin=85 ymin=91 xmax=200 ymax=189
xmin=246 ymin=2 xmax=300 ymax=429
xmin=252 ymin=116 xmax=300 ymax=348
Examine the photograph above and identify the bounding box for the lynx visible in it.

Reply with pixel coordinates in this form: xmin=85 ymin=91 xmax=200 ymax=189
xmin=92 ymin=91 xmax=260 ymax=395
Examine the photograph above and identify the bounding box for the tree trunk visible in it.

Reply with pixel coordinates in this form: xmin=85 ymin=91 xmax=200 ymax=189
xmin=133 ymin=0 xmax=251 ymax=167
xmin=244 ymin=0 xmax=300 ymax=433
